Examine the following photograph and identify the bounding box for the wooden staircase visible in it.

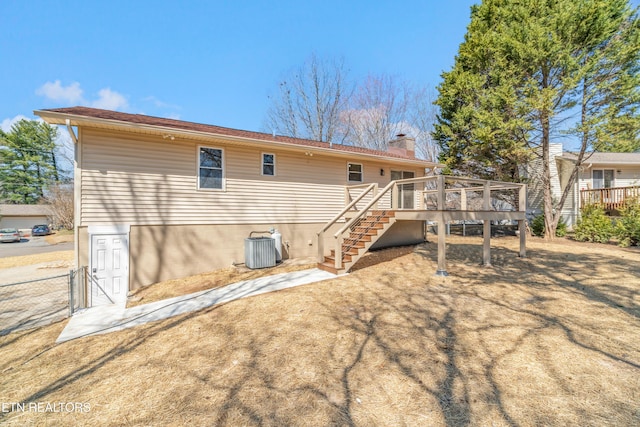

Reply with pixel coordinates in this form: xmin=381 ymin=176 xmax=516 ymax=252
xmin=318 ymin=210 xmax=396 ymax=274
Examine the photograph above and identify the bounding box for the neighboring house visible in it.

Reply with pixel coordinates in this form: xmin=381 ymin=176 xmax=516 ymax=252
xmin=0 ymin=204 xmax=50 ymax=230
xmin=527 ymin=143 xmax=640 ymax=227
xmin=35 ymin=107 xmax=439 ymax=306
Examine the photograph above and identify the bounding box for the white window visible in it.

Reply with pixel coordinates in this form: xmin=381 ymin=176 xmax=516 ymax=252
xmin=593 ymin=169 xmax=614 ymax=189
xmin=198 ymin=146 xmax=224 ymax=190
xmin=348 ymin=162 xmax=363 ymax=182
xmin=262 ymin=153 xmax=275 ymax=176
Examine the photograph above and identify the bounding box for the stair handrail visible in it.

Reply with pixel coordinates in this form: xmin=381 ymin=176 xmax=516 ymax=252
xmin=331 ymin=180 xmax=394 ymax=269
xmin=319 ymin=175 xmax=439 ymax=268
xmin=330 ymin=176 xmax=439 ymax=269
xmin=316 ymin=182 xmax=377 ymax=262
xmin=334 ymin=175 xmax=439 ymax=238
xmin=334 ymin=180 xmax=396 ymax=238
xmin=318 ymin=183 xmax=378 ymax=235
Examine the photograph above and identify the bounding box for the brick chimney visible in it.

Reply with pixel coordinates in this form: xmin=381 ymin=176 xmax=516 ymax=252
xmin=388 ymin=134 xmax=415 ymax=158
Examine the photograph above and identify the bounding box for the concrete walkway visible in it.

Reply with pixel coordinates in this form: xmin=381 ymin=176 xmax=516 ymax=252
xmin=56 ymin=268 xmax=337 ymax=343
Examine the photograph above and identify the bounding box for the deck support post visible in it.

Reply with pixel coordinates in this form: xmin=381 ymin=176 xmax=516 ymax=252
xmin=435 ymin=212 xmax=448 ymax=276
xmin=317 ymin=231 xmax=325 ymax=263
xmin=483 ymin=181 xmax=491 ymax=267
xmin=435 ymin=175 xmax=448 ymax=276
xmin=518 ymin=184 xmax=527 ymax=257
xmin=518 ymin=220 xmax=526 ymax=257
xmin=335 ymin=235 xmax=343 ymax=270
xmin=483 ymin=222 xmax=491 ymax=266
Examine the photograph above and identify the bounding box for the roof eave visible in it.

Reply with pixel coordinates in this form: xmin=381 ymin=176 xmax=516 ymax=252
xmin=559 ymin=156 xmax=640 ymax=166
xmin=34 ymin=109 xmax=440 ymax=168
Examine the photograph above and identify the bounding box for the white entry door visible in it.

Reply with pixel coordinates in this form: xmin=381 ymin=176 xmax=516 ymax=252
xmin=90 ymin=234 xmax=129 ymax=306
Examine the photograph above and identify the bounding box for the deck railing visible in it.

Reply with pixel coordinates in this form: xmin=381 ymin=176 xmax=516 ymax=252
xmin=580 ymin=186 xmax=640 ymax=211
xmin=317 ymin=176 xmax=527 ymax=269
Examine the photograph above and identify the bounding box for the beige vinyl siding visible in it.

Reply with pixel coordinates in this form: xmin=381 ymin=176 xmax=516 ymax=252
xmin=79 ymin=129 xmax=417 ymax=226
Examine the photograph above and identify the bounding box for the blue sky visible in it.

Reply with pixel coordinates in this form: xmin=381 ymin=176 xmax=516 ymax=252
xmin=0 ymin=0 xmax=478 ymax=133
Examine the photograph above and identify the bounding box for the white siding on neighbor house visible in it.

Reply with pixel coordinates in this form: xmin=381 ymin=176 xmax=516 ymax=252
xmin=526 ymin=143 xmax=564 ymax=216
xmin=578 ymin=166 xmax=640 ymax=190
xmin=561 ymin=182 xmax=578 ymax=227
xmin=554 ymin=158 xmax=578 ymax=227
xmin=578 ymin=169 xmax=591 ymax=191
xmin=79 ymin=129 xmax=422 ymax=226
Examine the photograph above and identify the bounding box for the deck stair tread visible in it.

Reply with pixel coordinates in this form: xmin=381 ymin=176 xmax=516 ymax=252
xmin=318 ymin=210 xmax=396 ymax=274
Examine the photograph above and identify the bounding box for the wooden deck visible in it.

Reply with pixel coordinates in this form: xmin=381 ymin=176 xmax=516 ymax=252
xmin=317 ymin=176 xmax=527 ymax=275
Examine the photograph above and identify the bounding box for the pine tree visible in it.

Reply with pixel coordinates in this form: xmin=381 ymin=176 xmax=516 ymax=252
xmin=434 ymin=0 xmax=640 ymax=238
xmin=0 ymin=120 xmax=61 ymax=204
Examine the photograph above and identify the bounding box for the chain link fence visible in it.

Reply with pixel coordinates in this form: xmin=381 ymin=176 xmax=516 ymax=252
xmin=0 ymin=267 xmax=86 ymax=336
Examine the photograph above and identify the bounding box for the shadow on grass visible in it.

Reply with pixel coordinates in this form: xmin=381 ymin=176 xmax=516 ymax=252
xmin=1 ymin=238 xmax=639 ymax=426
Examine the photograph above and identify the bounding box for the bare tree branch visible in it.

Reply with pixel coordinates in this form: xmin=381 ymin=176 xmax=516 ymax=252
xmin=264 ymin=54 xmax=351 ymax=143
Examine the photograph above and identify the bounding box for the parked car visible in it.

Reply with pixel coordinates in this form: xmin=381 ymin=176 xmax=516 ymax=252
xmin=0 ymin=228 xmax=21 ymax=243
xmin=32 ymin=224 xmax=51 ymax=236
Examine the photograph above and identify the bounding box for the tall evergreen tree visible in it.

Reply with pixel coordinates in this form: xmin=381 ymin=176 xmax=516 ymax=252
xmin=0 ymin=119 xmax=61 ymax=204
xmin=435 ymin=0 xmax=640 ymax=238
xmin=570 ymin=0 xmax=640 ymax=154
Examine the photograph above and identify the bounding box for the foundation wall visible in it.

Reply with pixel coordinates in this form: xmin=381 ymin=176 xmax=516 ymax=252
xmin=79 ymin=220 xmax=425 ymax=290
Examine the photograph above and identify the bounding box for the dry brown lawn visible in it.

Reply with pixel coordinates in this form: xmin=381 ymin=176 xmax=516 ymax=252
xmin=1 ymin=236 xmax=639 ymax=426
xmin=45 ymin=229 xmax=74 ymax=245
xmin=127 ymin=257 xmax=317 ymax=307
xmin=0 ymin=250 xmax=74 ymax=270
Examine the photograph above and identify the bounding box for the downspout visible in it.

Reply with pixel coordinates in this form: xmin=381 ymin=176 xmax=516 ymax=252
xmin=66 ymin=119 xmax=78 ymax=144
xmin=67 ymin=119 xmax=83 ymax=305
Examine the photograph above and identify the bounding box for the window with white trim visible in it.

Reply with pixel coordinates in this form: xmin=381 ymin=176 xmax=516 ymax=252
xmin=348 ymin=162 xmax=363 ymax=182
xmin=198 ymin=146 xmax=224 ymax=190
xmin=262 ymin=153 xmax=275 ymax=176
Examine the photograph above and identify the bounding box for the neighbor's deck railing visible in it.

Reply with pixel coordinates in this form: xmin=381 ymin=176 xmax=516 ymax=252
xmin=580 ymin=186 xmax=640 ymax=211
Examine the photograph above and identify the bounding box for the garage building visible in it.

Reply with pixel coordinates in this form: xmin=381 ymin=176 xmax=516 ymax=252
xmin=0 ymin=204 xmax=50 ymax=230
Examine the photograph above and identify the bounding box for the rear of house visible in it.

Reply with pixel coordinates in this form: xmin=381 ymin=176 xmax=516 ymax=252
xmin=36 ymin=107 xmax=437 ymax=306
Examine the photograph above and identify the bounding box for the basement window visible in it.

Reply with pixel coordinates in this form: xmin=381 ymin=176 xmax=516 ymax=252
xmin=348 ymin=162 xmax=363 ymax=182
xmin=198 ymin=146 xmax=224 ymax=190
